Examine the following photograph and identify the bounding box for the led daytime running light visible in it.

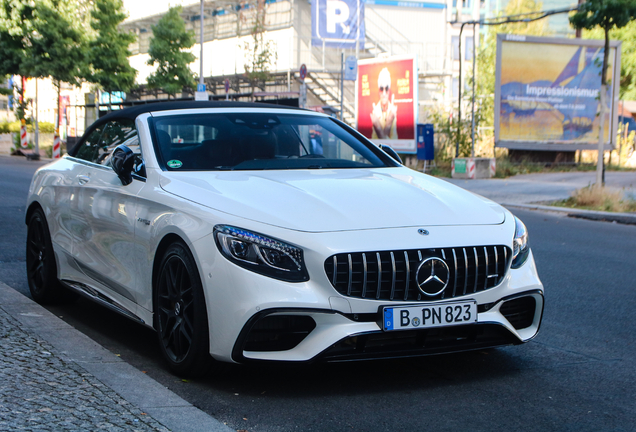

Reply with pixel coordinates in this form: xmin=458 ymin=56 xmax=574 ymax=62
xmin=216 ymin=225 xmax=303 ymax=271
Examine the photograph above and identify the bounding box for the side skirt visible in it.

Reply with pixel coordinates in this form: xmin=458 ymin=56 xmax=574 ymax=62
xmin=61 ymin=279 xmax=151 ymax=328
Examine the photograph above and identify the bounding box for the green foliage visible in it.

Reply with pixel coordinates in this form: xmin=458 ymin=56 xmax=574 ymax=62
xmin=146 ymin=6 xmax=196 ymax=98
xmin=20 ymin=1 xmax=88 ymax=86
xmin=569 ymin=0 xmax=636 ymax=85
xmin=242 ymin=0 xmax=277 ymax=94
xmin=1 ymin=0 xmax=94 ymax=121
xmin=428 ymin=106 xmax=473 ymax=160
xmin=13 ymin=85 xmax=30 ymax=121
xmin=6 ymin=120 xmax=20 ymax=133
xmin=88 ymin=0 xmax=137 ymax=97
xmin=569 ymin=0 xmax=636 ymax=32
xmin=0 ymin=120 xmax=54 ymax=133
xmin=585 ymin=21 xmax=636 ymax=99
xmin=0 ymin=0 xmax=31 ymax=76
xmin=12 ymin=129 xmax=20 ymax=149
xmin=30 ymin=121 xmax=55 ymax=133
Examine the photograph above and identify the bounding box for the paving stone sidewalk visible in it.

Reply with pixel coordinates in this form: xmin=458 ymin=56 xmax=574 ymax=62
xmin=0 ymin=304 xmax=170 ymax=431
xmin=0 ymin=282 xmax=231 ymax=432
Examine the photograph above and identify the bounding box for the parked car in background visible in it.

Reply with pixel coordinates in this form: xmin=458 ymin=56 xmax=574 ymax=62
xmin=26 ymin=101 xmax=544 ymax=376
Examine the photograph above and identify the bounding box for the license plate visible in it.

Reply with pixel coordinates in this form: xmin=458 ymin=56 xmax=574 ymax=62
xmin=383 ymin=301 xmax=477 ymax=331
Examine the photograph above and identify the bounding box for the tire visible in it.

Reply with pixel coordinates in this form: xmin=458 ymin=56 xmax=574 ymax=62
xmin=26 ymin=208 xmax=65 ymax=304
xmin=154 ymin=242 xmax=211 ymax=377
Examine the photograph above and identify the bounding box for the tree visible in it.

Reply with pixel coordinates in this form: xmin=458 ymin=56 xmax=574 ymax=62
xmin=1 ymin=0 xmax=90 ymax=127
xmin=0 ymin=1 xmax=29 ymax=78
xmin=88 ymin=0 xmax=137 ymax=110
xmin=585 ymin=21 xmax=636 ymax=100
xmin=0 ymin=75 xmax=10 ymax=96
xmin=242 ymin=0 xmax=277 ymax=100
xmin=146 ymin=6 xmax=196 ymax=99
xmin=570 ymin=0 xmax=636 ymax=184
xmin=24 ymin=1 xmax=88 ymax=136
xmin=0 ymin=0 xmax=90 ymax=126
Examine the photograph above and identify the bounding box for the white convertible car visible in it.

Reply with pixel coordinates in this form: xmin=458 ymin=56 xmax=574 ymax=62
xmin=26 ymin=102 xmax=543 ymax=376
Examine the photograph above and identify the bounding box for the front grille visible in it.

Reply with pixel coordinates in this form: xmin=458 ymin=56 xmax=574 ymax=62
xmin=500 ymin=296 xmax=536 ymax=330
xmin=324 ymin=245 xmax=510 ymax=302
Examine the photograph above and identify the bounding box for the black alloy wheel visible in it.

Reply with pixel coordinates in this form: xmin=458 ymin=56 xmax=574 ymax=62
xmin=155 ymin=242 xmax=211 ymax=377
xmin=26 ymin=208 xmax=63 ymax=304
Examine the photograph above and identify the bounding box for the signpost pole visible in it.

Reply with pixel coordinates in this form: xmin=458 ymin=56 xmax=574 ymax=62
xmin=471 ymin=23 xmax=476 ymax=157
xmin=457 ymin=22 xmax=466 ymax=158
xmin=199 ymin=0 xmax=204 ymax=87
xmin=299 ymin=64 xmax=307 ymax=109
xmin=340 ymin=52 xmax=344 ymax=121
xmin=35 ymin=79 xmax=39 ymax=157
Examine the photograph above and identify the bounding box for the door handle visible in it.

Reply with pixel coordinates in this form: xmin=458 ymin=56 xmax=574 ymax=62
xmin=77 ymin=175 xmax=90 ymax=185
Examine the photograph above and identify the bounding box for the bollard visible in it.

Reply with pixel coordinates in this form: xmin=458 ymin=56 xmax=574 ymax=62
xmin=52 ymin=135 xmax=60 ymax=159
xmin=20 ymin=125 xmax=28 ymax=149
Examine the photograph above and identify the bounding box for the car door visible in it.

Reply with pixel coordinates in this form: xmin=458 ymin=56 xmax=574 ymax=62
xmin=72 ymin=119 xmax=146 ymax=311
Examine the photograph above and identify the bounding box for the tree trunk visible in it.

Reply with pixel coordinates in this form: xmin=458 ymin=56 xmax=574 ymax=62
xmin=596 ymin=28 xmax=611 ymax=186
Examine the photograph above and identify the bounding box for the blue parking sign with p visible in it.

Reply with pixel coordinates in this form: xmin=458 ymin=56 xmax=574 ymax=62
xmin=312 ymin=0 xmax=365 ymax=48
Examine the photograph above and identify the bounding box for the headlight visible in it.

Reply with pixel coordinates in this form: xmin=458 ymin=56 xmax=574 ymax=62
xmin=511 ymin=216 xmax=530 ymax=269
xmin=214 ymin=225 xmax=309 ymax=282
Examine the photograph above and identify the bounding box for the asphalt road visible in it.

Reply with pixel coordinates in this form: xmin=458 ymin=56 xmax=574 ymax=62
xmin=2 ymin=155 xmax=636 ymax=432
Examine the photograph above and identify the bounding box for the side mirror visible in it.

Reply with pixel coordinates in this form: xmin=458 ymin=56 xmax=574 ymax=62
xmin=379 ymin=144 xmax=402 ymax=164
xmin=111 ymin=145 xmax=135 ymax=186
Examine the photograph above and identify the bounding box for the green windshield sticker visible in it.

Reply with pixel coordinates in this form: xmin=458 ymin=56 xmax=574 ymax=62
xmin=167 ymin=160 xmax=183 ymax=169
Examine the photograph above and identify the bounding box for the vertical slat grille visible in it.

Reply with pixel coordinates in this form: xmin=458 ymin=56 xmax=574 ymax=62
xmin=325 ymin=245 xmax=511 ymax=302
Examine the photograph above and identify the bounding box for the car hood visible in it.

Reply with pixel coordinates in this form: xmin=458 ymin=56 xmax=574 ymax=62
xmin=159 ymin=168 xmax=505 ymax=232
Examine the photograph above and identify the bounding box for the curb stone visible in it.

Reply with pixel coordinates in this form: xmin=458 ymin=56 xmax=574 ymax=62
xmin=0 ymin=282 xmax=232 ymax=432
xmin=502 ymin=203 xmax=636 ymax=225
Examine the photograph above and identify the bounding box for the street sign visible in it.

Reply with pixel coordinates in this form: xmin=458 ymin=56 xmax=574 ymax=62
xmin=197 ymin=83 xmax=206 ymax=92
xmin=311 ymin=0 xmax=365 ymax=48
xmin=299 ymin=64 xmax=307 ymax=82
xmin=344 ymin=56 xmax=357 ymax=81
xmin=224 ymin=79 xmax=230 ymax=93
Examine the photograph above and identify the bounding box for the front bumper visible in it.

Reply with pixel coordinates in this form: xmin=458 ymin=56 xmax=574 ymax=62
xmin=193 ymin=220 xmax=544 ymax=364
xmin=231 ymin=289 xmax=543 ymax=363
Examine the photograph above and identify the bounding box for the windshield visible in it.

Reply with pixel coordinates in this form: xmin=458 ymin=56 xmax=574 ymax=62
xmin=150 ymin=113 xmax=392 ymax=171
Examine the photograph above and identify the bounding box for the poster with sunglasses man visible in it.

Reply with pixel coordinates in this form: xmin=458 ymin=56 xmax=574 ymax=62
xmin=370 ymin=68 xmax=398 ymax=139
xmin=357 ymin=56 xmax=416 ymax=153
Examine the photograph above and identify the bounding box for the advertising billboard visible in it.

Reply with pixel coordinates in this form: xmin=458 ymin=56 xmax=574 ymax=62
xmin=311 ymin=0 xmax=365 ymax=49
xmin=495 ymin=34 xmax=621 ymax=150
xmin=356 ymin=55 xmax=418 ymax=153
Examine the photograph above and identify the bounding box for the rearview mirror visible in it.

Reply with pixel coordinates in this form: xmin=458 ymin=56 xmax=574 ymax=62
xmin=111 ymin=145 xmax=135 ymax=186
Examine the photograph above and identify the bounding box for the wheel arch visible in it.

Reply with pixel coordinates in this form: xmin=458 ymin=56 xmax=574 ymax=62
xmin=151 ymin=233 xmax=205 ymax=326
xmin=25 ymin=201 xmax=44 ymax=226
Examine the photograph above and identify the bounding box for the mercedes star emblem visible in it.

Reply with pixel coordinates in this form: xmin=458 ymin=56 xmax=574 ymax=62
xmin=415 ymin=257 xmax=450 ymax=296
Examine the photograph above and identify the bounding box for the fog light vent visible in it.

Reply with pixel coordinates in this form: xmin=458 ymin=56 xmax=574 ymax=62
xmin=500 ymin=296 xmax=536 ymax=330
xmin=243 ymin=315 xmax=316 ymax=352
